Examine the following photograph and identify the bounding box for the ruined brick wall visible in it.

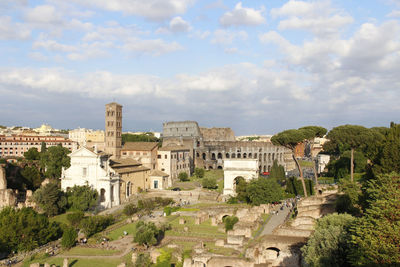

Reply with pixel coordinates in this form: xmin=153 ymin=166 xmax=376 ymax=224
xmin=200 ymin=127 xmax=235 ymax=141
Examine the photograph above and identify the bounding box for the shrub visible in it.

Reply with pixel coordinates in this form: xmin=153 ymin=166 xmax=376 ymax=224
xmin=134 ymin=221 xmax=160 ymax=246
xmin=202 ymin=177 xmax=217 ymax=189
xmin=155 ymin=249 xmax=172 ymax=267
xmin=33 ymin=182 xmax=67 ymax=216
xmin=178 ymin=172 xmax=189 ymax=182
xmin=61 ymin=227 xmax=77 ymax=249
xmin=79 ymin=215 xmax=114 ymax=237
xmin=134 ymin=253 xmax=152 ymax=267
xmin=123 ymin=204 xmax=138 ymax=216
xmin=226 ymin=196 xmax=238 ymax=204
xmin=247 ymin=178 xmax=284 ymax=205
xmin=163 ymin=206 xmax=180 ymax=216
xmin=67 ymin=185 xmax=98 ymax=212
xmin=223 ymin=216 xmax=239 ymax=232
xmin=194 ymin=168 xmax=205 ymax=178
xmin=67 ymin=211 xmax=85 ymax=228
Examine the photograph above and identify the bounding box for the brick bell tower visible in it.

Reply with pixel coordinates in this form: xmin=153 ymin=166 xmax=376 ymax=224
xmin=105 ymin=102 xmax=122 ymax=158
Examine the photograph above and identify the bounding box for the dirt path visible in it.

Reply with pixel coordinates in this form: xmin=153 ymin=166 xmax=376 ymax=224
xmin=260 ymin=206 xmax=291 ymax=236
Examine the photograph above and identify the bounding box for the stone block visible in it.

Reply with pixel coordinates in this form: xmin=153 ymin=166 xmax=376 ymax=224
xmin=215 ymin=239 xmax=224 ymax=246
xmin=227 ymin=235 xmax=244 ymax=245
xmin=211 ymin=217 xmax=217 ymax=226
xmin=44 ymin=263 xmax=50 ymax=267
xmin=184 ymin=226 xmax=189 ymax=232
xmin=29 ymin=264 xmax=40 ymax=267
xmin=63 ymin=258 xmax=68 ymax=267
xmin=131 ymin=252 xmax=137 ymax=263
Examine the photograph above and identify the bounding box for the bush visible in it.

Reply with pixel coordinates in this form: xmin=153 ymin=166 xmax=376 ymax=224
xmin=33 ymin=182 xmax=67 ymax=216
xmin=163 ymin=206 xmax=180 ymax=216
xmin=194 ymin=168 xmax=205 ymax=178
xmin=134 ymin=253 xmax=152 ymax=267
xmin=285 ymin=177 xmax=314 ymax=197
xmin=178 ymin=172 xmax=189 ymax=182
xmin=134 ymin=221 xmax=160 ymax=246
xmin=202 ymin=177 xmax=217 ymax=189
xmin=79 ymin=215 xmax=114 ymax=237
xmin=61 ymin=227 xmax=77 ymax=249
xmin=67 ymin=211 xmax=85 ymax=228
xmin=226 ymin=196 xmax=238 ymax=204
xmin=223 ymin=216 xmax=239 ymax=232
xmin=155 ymin=249 xmax=172 ymax=267
xmin=247 ymin=178 xmax=284 ymax=205
xmin=123 ymin=204 xmax=138 ymax=216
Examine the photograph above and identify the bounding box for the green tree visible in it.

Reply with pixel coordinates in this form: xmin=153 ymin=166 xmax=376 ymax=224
xmin=285 ymin=177 xmax=314 ymax=197
xmin=79 ymin=215 xmax=114 ymax=237
xmin=134 ymin=253 xmax=152 ymax=267
xmin=335 ymin=179 xmax=362 ymax=216
xmin=301 ymin=213 xmax=355 ymax=267
xmin=178 ymin=172 xmax=189 ymax=182
xmin=40 ymin=145 xmax=71 ymax=179
xmin=0 ymin=207 xmax=61 ymax=256
xmin=194 ymin=168 xmax=205 ymax=178
xmin=348 ymin=172 xmax=400 ymax=265
xmin=326 ymin=150 xmax=367 ymax=180
xmin=202 ymin=177 xmax=217 ymax=189
xmin=61 ymin=227 xmax=77 ymax=249
xmin=324 ymin=125 xmax=372 ymax=181
xmin=223 ymin=216 xmax=239 ymax=232
xmin=271 ymin=129 xmax=309 ymax=196
xmin=24 ymin=147 xmax=40 ymax=161
xmin=235 ymin=177 xmax=249 ymax=203
xmin=269 ymin=160 xmax=285 ymax=181
xmin=40 ymin=142 xmax=47 ymax=153
xmin=123 ymin=203 xmax=138 ymax=216
xmin=21 ymin=165 xmax=42 ymax=190
xmin=66 ymin=211 xmax=85 ymax=228
xmin=33 ymin=182 xmax=67 ymax=216
xmin=155 ymin=249 xmax=172 ymax=267
xmin=299 ymin=126 xmax=327 ymax=187
xmin=246 ymin=178 xmax=284 ymax=205
xmin=134 ymin=221 xmax=160 ymax=247
xmin=122 ymin=133 xmax=159 ymax=144
xmin=67 ymin=185 xmax=98 ymax=211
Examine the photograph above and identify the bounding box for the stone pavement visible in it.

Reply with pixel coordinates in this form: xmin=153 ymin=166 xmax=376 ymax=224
xmin=260 ymin=206 xmax=291 ymax=236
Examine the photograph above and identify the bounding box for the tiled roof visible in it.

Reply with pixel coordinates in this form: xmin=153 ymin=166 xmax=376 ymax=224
xmin=109 ymin=158 xmax=142 ymax=168
xmin=121 ymin=142 xmax=158 ymax=151
xmin=113 ymin=165 xmax=150 ymax=174
xmin=149 ymin=170 xmax=169 ymax=177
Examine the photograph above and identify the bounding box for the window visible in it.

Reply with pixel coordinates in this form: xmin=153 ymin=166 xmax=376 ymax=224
xmin=158 ymin=154 xmax=161 ymax=159
xmin=165 ymin=155 xmax=167 ymax=159
xmin=82 ymin=167 xmax=87 ymax=176
xmin=154 ymin=180 xmax=158 ymax=189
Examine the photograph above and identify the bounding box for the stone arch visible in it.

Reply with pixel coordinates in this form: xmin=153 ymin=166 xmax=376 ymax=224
xmin=100 ymin=188 xmax=106 ymax=202
xmin=268 ymin=153 xmax=271 ymax=161
xmin=272 ymin=153 xmax=275 ymax=161
xmin=202 ymin=153 xmax=206 ymax=160
xmin=243 ymin=153 xmax=247 ymax=158
xmin=226 ymin=153 xmax=230 ymax=158
xmin=209 ymin=166 xmax=213 ymax=169
xmin=231 ymin=153 xmax=236 ymax=158
xmin=268 ymin=165 xmax=271 ymax=171
xmin=237 ymin=153 xmax=241 ymax=158
xmin=263 ymin=165 xmax=266 ymax=172
xmin=218 ymin=152 xmax=222 ymax=159
xmin=259 ymin=154 xmax=262 ymax=160
xmin=212 ymin=153 xmax=216 ymax=160
xmin=196 ymin=152 xmax=200 ymax=158
xmin=263 ymin=153 xmax=266 ymax=161
xmin=217 ymin=165 xmax=223 ymax=169
xmin=126 ymin=182 xmax=131 ymax=197
xmin=248 ymin=153 xmax=252 ymax=158
xmin=266 ymin=247 xmax=280 ymax=260
xmin=254 ymin=153 xmax=257 ymax=159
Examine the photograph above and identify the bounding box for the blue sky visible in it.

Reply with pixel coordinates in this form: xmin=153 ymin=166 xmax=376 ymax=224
xmin=1 ymin=0 xmax=400 ymax=135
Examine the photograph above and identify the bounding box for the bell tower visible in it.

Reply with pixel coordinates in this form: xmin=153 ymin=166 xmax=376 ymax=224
xmin=105 ymin=102 xmax=122 ymax=158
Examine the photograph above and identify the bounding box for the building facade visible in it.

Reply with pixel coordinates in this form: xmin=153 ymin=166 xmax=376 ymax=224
xmin=120 ymin=142 xmax=159 ymax=170
xmin=157 ymin=145 xmax=191 ymax=182
xmin=105 ymin=102 xmax=122 ymax=158
xmin=0 ymin=134 xmax=77 ymax=158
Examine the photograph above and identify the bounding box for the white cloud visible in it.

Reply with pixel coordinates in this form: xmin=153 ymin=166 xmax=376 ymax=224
xmin=0 ymin=16 xmax=30 ymax=40
xmin=24 ymin=5 xmax=63 ymax=25
xmin=156 ymin=16 xmax=192 ymax=34
xmin=70 ymin=0 xmax=195 ymax=20
xmin=33 ymin=39 xmax=78 ymax=53
xmin=211 ymin=29 xmax=247 ymax=45
xmin=123 ymin=38 xmax=183 ymax=56
xmin=220 ymin=2 xmax=265 ymax=27
xmin=271 ymin=1 xmax=353 ymax=37
xmin=189 ymin=30 xmax=210 ymax=39
xmin=387 ymin=10 xmax=400 ymax=17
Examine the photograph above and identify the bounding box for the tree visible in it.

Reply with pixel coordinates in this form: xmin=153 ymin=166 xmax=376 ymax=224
xmin=194 ymin=168 xmax=205 ymax=178
xmin=335 ymin=179 xmax=361 ymax=216
xmin=285 ymin=177 xmax=314 ymax=197
xmin=246 ymin=177 xmax=284 ymax=205
xmin=134 ymin=221 xmax=160 ymax=246
xmin=123 ymin=203 xmax=138 ymax=216
xmin=79 ymin=215 xmax=114 ymax=237
xmin=348 ymin=173 xmax=400 ymax=265
xmin=40 ymin=145 xmax=71 ymax=179
xmin=40 ymin=142 xmax=47 ymax=153
xmin=178 ymin=172 xmax=189 ymax=182
xmin=134 ymin=253 xmax=152 ymax=267
xmin=271 ymin=129 xmax=309 ymax=196
xmin=24 ymin=147 xmax=40 ymax=161
xmin=235 ymin=177 xmax=249 ymax=203
xmin=202 ymin=177 xmax=217 ymax=189
xmin=122 ymin=133 xmax=159 ymax=144
xmin=21 ymin=165 xmax=42 ymax=190
xmin=223 ymin=216 xmax=239 ymax=232
xmin=301 ymin=213 xmax=355 ymax=267
xmin=61 ymin=227 xmax=77 ymax=249
xmin=269 ymin=160 xmax=285 ymax=181
xmin=326 ymin=150 xmax=367 ymax=180
xmin=66 ymin=211 xmax=85 ymax=228
xmin=0 ymin=207 xmax=61 ymax=256
xmin=324 ymin=125 xmax=372 ymax=182
xmin=299 ymin=126 xmax=327 ymax=187
xmin=33 ymin=182 xmax=67 ymax=216
xmin=66 ymin=185 xmax=98 ymax=211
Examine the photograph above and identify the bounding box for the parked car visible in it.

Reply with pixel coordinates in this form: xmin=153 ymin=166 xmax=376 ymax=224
xmin=171 ymin=187 xmax=181 ymax=191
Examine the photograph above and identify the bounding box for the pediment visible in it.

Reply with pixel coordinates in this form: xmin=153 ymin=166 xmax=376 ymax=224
xmin=69 ymin=147 xmax=98 ymax=158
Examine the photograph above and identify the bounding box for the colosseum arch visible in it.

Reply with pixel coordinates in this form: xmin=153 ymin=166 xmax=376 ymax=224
xmin=226 ymin=153 xmax=230 ymax=158
xmin=218 ymin=152 xmax=222 ymax=159
xmin=243 ymin=153 xmax=247 ymax=158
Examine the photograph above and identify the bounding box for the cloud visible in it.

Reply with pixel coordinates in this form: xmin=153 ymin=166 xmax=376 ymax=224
xmin=211 ymin=29 xmax=248 ymax=44
xmin=33 ymin=38 xmax=78 ymax=53
xmin=271 ymin=0 xmax=353 ymax=37
xmin=387 ymin=10 xmax=400 ymax=17
xmin=69 ymin=0 xmax=195 ymax=21
xmin=24 ymin=5 xmax=63 ymax=25
xmin=220 ymin=2 xmax=265 ymax=27
xmin=123 ymin=38 xmax=183 ymax=56
xmin=0 ymin=16 xmax=30 ymax=40
xmin=156 ymin=16 xmax=192 ymax=34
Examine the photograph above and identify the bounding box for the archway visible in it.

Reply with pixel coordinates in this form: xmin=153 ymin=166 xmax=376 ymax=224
xmin=217 ymin=166 xmax=223 ymax=169
xmin=237 ymin=153 xmax=241 ymax=158
xmin=196 ymin=152 xmax=200 ymax=158
xmin=248 ymin=153 xmax=252 ymax=158
xmin=226 ymin=153 xmax=230 ymax=158
xmin=100 ymin=188 xmax=106 ymax=202
xmin=263 ymin=153 xmax=266 ymax=161
xmin=263 ymin=166 xmax=266 ymax=172
xmin=218 ymin=153 xmax=222 ymax=159
xmin=126 ymin=182 xmax=131 ymax=197
xmin=212 ymin=153 xmax=216 ymax=160
xmin=202 ymin=153 xmax=206 ymax=160
xmin=231 ymin=153 xmax=236 ymax=158
xmin=209 ymin=166 xmax=213 ymax=169
xmin=266 ymin=247 xmax=280 ymax=260
xmin=243 ymin=153 xmax=247 ymax=158
xmin=272 ymin=153 xmax=275 ymax=161
xmin=268 ymin=153 xmax=271 ymax=161
xmin=254 ymin=153 xmax=257 ymax=159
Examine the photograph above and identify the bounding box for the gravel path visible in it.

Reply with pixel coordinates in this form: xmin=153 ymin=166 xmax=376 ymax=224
xmin=260 ymin=206 xmax=291 ymax=236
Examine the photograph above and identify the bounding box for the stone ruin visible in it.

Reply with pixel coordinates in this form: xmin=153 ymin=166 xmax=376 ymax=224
xmin=0 ymin=164 xmax=35 ymax=209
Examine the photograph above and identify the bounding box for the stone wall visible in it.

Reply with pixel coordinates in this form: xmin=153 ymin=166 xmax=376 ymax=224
xmin=200 ymin=127 xmax=235 ymax=142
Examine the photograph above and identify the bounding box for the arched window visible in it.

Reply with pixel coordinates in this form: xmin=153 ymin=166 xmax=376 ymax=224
xmin=226 ymin=153 xmax=230 ymax=158
xmin=231 ymin=153 xmax=236 ymax=158
xmin=100 ymin=188 xmax=106 ymax=202
xmin=202 ymin=153 xmax=206 ymax=160
xmin=211 ymin=153 xmax=216 ymax=160
xmin=218 ymin=153 xmax=222 ymax=159
xmin=243 ymin=153 xmax=247 ymax=158
xmin=237 ymin=153 xmax=241 ymax=158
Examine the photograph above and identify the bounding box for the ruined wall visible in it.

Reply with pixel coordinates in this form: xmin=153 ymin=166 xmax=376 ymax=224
xmin=162 ymin=121 xmax=202 ymax=139
xmin=200 ymin=127 xmax=235 ymax=141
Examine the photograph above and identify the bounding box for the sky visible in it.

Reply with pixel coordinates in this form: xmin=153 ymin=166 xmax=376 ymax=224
xmin=1 ymin=0 xmax=400 ymax=135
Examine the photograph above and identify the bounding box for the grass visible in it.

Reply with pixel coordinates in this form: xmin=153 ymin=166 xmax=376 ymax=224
xmin=299 ymin=160 xmax=314 ymax=167
xmin=23 ymin=257 xmax=123 ymax=267
xmin=166 ymin=216 xmax=226 ymax=238
xmin=204 ymin=242 xmax=238 ymax=256
xmin=252 ymin=213 xmax=271 ymax=238
xmin=105 ymin=222 xmax=138 ymax=241
xmin=61 ymin=247 xmax=120 ymax=256
xmin=49 ymin=212 xmax=71 ymax=226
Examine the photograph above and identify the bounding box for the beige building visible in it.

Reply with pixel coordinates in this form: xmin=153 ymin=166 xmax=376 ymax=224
xmin=149 ymin=170 xmax=170 ymax=189
xmin=0 ymin=134 xmax=77 ymax=158
xmin=157 ymin=145 xmax=190 ymax=182
xmin=105 ymin=102 xmax=122 ymax=158
xmin=120 ymin=142 xmax=159 ymax=170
